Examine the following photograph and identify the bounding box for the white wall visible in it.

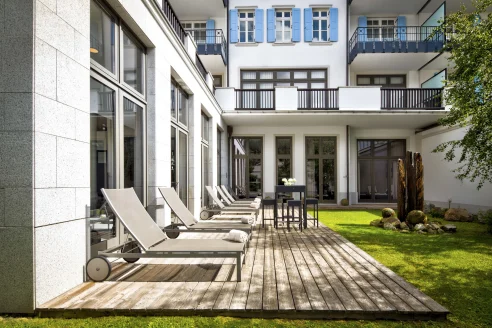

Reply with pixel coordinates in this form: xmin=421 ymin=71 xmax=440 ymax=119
xmin=229 ymin=0 xmax=348 ymax=89
xmin=231 ymin=125 xmax=348 ymax=203
xmin=419 ymin=127 xmax=492 ymax=212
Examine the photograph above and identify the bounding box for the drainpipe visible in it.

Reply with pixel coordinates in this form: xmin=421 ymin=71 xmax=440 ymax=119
xmin=226 ymin=1 xmax=230 ymax=87
xmin=346 ymin=0 xmax=349 ymax=86
xmin=346 ymin=125 xmax=350 ymax=204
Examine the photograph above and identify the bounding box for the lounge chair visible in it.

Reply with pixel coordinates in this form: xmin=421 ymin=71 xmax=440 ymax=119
xmin=158 ymin=187 xmax=254 ymax=239
xmin=219 ymin=185 xmax=254 ymax=205
xmin=215 ymin=186 xmax=253 ymax=207
xmin=202 ymin=186 xmax=259 ymax=220
xmin=85 ymin=188 xmax=246 ymax=282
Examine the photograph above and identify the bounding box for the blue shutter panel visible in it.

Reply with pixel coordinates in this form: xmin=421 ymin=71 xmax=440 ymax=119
xmin=304 ymin=8 xmax=313 ymax=42
xmin=267 ymin=8 xmax=275 ymax=42
xmin=230 ymin=9 xmax=238 ymax=43
xmin=255 ymin=9 xmax=264 ymax=42
xmin=397 ymin=16 xmax=406 ymax=41
xmin=358 ymin=16 xmax=367 ymax=42
xmin=329 ymin=8 xmax=338 ymax=41
xmin=292 ymin=8 xmax=301 ymax=42
xmin=206 ymin=19 xmax=215 ymax=44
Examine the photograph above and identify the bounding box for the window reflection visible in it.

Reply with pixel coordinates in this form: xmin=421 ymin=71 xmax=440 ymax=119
xmin=123 ymin=31 xmax=144 ymax=93
xmin=90 ymin=0 xmax=116 ymax=73
xmin=123 ymin=98 xmax=144 ymax=201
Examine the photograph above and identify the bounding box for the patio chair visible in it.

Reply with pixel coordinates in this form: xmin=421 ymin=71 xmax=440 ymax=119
xmin=85 ymin=188 xmax=246 ymax=282
xmin=224 ymin=185 xmax=241 ymax=200
xmin=158 ymin=187 xmax=253 ymax=239
xmin=219 ymin=185 xmax=254 ymax=205
xmin=203 ymin=186 xmax=259 ymax=220
xmin=216 ymin=186 xmax=255 ymax=207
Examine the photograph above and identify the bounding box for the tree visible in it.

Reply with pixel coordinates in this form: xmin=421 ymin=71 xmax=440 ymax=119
xmin=433 ymin=0 xmax=492 ymax=189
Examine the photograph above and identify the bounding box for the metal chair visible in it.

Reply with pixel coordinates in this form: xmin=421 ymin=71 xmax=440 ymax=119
xmin=305 ymin=198 xmax=319 ymax=228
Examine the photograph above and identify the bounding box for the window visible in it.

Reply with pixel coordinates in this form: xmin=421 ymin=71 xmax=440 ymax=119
xmin=313 ymin=9 xmax=329 ymax=42
xmin=90 ymin=0 xmax=116 ymax=73
xmin=171 ymin=79 xmax=189 ymax=126
xmin=306 ymin=137 xmax=337 ymax=203
xmin=239 ymin=11 xmax=255 ymax=43
xmin=233 ymin=138 xmax=263 ymax=198
xmin=123 ymin=30 xmax=144 ymax=93
xmin=357 ymin=75 xmax=406 ymax=88
xmin=241 ymin=69 xmax=327 ymax=88
xmin=276 ymin=137 xmax=292 ymax=186
xmin=183 ymin=22 xmax=207 ymax=43
xmin=357 ymin=140 xmax=406 ymax=203
xmin=217 ymin=129 xmax=222 ymax=186
xmin=367 ymin=19 xmax=395 ymax=41
xmin=213 ymin=75 xmax=223 ymax=88
xmin=201 ymin=112 xmax=210 ymax=206
xmin=276 ymin=10 xmax=291 ymax=42
xmin=201 ymin=112 xmax=210 ymax=143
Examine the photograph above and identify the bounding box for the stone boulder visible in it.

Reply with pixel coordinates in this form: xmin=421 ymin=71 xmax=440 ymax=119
xmin=370 ymin=219 xmax=381 ymax=227
xmin=399 ymin=222 xmax=409 ymax=230
xmin=383 ymin=223 xmax=398 ymax=231
xmin=445 ymin=208 xmax=472 ymax=222
xmin=414 ymin=223 xmax=425 ymax=231
xmin=406 ymin=210 xmax=427 ymax=225
xmin=382 ymin=208 xmax=396 ymax=218
xmin=382 ymin=217 xmax=401 ymax=227
xmin=429 ymin=223 xmax=441 ymax=230
xmin=442 ymin=224 xmax=457 ymax=233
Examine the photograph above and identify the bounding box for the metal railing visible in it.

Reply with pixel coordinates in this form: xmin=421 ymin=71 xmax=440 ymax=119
xmin=160 ymin=0 xmax=186 ymax=44
xmin=186 ymin=29 xmax=227 ymax=62
xmin=349 ymin=26 xmax=444 ymax=61
xmin=235 ymin=89 xmax=275 ymax=110
xmin=381 ymin=88 xmax=444 ymax=110
xmin=298 ymin=89 xmax=339 ymax=109
xmin=196 ymin=55 xmax=207 ymax=80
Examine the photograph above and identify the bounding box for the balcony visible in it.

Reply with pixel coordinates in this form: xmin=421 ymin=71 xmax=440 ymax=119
xmin=298 ymin=89 xmax=339 ymax=110
xmin=186 ymin=29 xmax=227 ymax=65
xmin=349 ymin=26 xmax=445 ymax=70
xmin=160 ymin=0 xmax=187 ymax=44
xmin=381 ymin=88 xmax=443 ymax=110
xmin=234 ymin=89 xmax=275 ymax=110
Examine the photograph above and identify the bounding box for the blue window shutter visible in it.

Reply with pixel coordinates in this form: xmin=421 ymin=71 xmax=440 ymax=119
xmin=397 ymin=16 xmax=406 ymax=41
xmin=358 ymin=16 xmax=367 ymax=42
xmin=206 ymin=19 xmax=215 ymax=44
xmin=292 ymin=8 xmax=301 ymax=42
xmin=267 ymin=8 xmax=275 ymax=42
xmin=230 ymin=9 xmax=238 ymax=43
xmin=329 ymin=8 xmax=338 ymax=41
xmin=255 ymin=9 xmax=264 ymax=42
xmin=304 ymin=8 xmax=313 ymax=42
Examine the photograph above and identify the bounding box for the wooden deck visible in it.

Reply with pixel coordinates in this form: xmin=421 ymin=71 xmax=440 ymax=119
xmin=38 ymin=213 xmax=449 ymax=320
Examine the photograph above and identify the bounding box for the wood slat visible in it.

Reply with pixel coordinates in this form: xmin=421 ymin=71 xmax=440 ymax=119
xmin=245 ymin=226 xmax=265 ymax=310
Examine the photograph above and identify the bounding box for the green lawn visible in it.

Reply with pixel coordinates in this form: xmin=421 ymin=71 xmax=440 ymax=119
xmin=2 ymin=210 xmax=492 ymax=328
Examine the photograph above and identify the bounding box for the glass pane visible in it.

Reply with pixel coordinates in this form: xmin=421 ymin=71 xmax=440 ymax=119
xmin=374 ymin=160 xmax=389 ymax=201
xmin=313 ymin=20 xmax=319 ymax=30
xmin=201 ymin=113 xmax=209 ymax=142
xmin=374 ymin=140 xmax=388 ymax=156
xmin=306 ymin=159 xmax=319 ymax=199
xmin=277 ymin=137 xmax=292 ymax=155
xmin=276 ymin=30 xmax=282 ymax=41
xmin=284 ymin=20 xmax=291 ymax=28
xmin=179 ymin=91 xmax=188 ymax=126
xmin=90 ymin=78 xmax=116 ymax=212
xmin=322 ymin=138 xmax=336 ymax=155
xmin=217 ymin=130 xmax=222 ymax=186
xmin=285 ymin=12 xmax=290 ymax=18
xmin=358 ymin=140 xmax=372 ymax=156
xmin=294 ymin=82 xmax=308 ymax=88
xmin=276 ymin=11 xmax=282 ymax=18
xmin=358 ymin=160 xmax=372 ymax=201
xmin=390 ymin=160 xmax=398 ymax=202
xmin=202 ymin=145 xmax=209 ymax=206
xmin=234 ymin=157 xmax=246 ymax=198
xmin=374 ymin=77 xmax=387 ymax=85
xmin=321 ymin=31 xmax=328 ymax=41
xmin=277 ymin=71 xmax=290 ymax=79
xmin=294 ymin=71 xmax=307 ymax=79
xmin=171 ymin=127 xmax=177 ymax=189
xmin=390 ymin=77 xmax=404 ymax=85
xmin=321 ymin=11 xmax=328 ymax=17
xmin=311 ymin=82 xmax=325 ymax=89
xmin=321 ymin=20 xmax=327 ymax=30
xmin=306 ymin=137 xmax=320 ymax=155
xmin=171 ymin=83 xmax=176 ymax=119
xmin=260 ymin=72 xmax=273 ymax=79
xmin=390 ymin=140 xmax=405 ymax=157
xmin=248 ymin=12 xmax=254 ymax=18
xmin=313 ymin=11 xmax=320 ymax=17
xmin=322 ymin=159 xmax=335 ymax=200
xmin=249 ymin=138 xmax=262 ymax=155
xmin=123 ymin=32 xmax=144 ymax=93
xmin=248 ymin=31 xmax=254 ymax=42
xmin=311 ymin=71 xmax=325 ymax=79
xmin=123 ymin=98 xmax=144 ymax=202
xmin=248 ymin=20 xmax=254 ymax=30
xmin=179 ymin=131 xmax=188 ymax=206
xmin=90 ymin=0 xmax=116 ymax=73
xmin=277 ymin=159 xmax=291 ymax=185
xmin=285 ymin=30 xmax=291 ymax=40
xmin=357 ymin=77 xmax=371 ymax=85
xmin=239 ymin=21 xmax=245 ymax=31
xmin=240 ymin=32 xmax=246 ymax=42
xmin=239 ymin=12 xmax=245 ymax=18
xmin=249 ymin=158 xmax=262 ymax=197
xmin=242 ymin=71 xmax=256 ymax=79
xmin=313 ymin=31 xmax=319 ymax=41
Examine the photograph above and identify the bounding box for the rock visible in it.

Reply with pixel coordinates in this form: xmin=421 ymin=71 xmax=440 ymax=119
xmin=414 ymin=223 xmax=425 ymax=231
xmin=370 ymin=219 xmax=381 ymax=227
xmin=341 ymin=198 xmax=349 ymax=206
xmin=417 ymin=230 xmax=427 ymax=234
xmin=427 ymin=229 xmax=438 ymax=234
xmin=382 ymin=217 xmax=401 ymax=227
xmin=444 ymin=208 xmax=472 ymax=222
xmin=400 ymin=230 xmax=410 ymax=234
xmin=382 ymin=208 xmax=396 ymax=218
xmin=399 ymin=222 xmax=409 ymax=230
xmin=429 ymin=221 xmax=442 ymax=226
xmin=383 ymin=223 xmax=398 ymax=231
xmin=442 ymin=224 xmax=457 ymax=233
xmin=430 ymin=223 xmax=441 ymax=230
xmin=437 ymin=229 xmax=445 ymax=234
xmin=406 ymin=210 xmax=428 ymax=225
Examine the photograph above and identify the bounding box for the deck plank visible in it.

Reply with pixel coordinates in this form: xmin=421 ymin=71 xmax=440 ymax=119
xmin=262 ymin=226 xmax=278 ymax=310
xmin=271 ymin=224 xmax=295 ymax=310
xmin=245 ymin=226 xmax=265 ymax=310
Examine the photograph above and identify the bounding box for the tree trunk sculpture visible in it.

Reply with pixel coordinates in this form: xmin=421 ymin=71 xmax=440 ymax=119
xmin=415 ymin=153 xmax=424 ymax=212
xmin=398 ymin=151 xmax=425 ymax=220
xmin=397 ymin=159 xmax=406 ymax=221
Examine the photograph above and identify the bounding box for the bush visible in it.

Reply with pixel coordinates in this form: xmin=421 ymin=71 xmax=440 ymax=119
xmin=340 ymin=199 xmax=349 ymax=206
xmin=429 ymin=207 xmax=447 ymax=219
xmin=477 ymin=210 xmax=492 ymax=233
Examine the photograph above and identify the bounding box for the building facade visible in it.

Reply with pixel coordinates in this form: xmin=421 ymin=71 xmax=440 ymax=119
xmin=0 ymin=0 xmax=490 ymax=313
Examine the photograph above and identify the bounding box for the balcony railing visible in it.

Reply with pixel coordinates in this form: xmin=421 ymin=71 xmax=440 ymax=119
xmin=235 ymin=89 xmax=275 ymax=110
xmin=186 ymin=29 xmax=227 ymax=64
xmin=381 ymin=88 xmax=444 ymax=110
xmin=298 ymin=89 xmax=339 ymax=110
xmin=160 ymin=0 xmax=186 ymax=44
xmin=349 ymin=26 xmax=444 ymax=63
xmin=196 ymin=55 xmax=207 ymax=80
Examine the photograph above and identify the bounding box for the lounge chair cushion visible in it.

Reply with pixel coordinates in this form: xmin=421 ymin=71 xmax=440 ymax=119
xmin=241 ymin=216 xmax=255 ymax=225
xmin=225 ymin=229 xmax=249 ymax=243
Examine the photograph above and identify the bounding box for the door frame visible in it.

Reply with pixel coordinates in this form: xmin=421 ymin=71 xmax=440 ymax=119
xmin=232 ymin=137 xmax=264 ymax=198
xmin=305 ymin=136 xmax=337 ymax=203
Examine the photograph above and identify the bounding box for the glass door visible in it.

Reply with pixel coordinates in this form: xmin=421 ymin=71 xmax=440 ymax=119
xmin=232 ymin=137 xmax=263 ymax=198
xmin=305 ymin=137 xmax=337 ymax=203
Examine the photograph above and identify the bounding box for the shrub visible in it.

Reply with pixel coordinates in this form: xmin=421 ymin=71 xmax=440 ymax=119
xmin=340 ymin=199 xmax=349 ymax=206
xmin=477 ymin=210 xmax=492 ymax=234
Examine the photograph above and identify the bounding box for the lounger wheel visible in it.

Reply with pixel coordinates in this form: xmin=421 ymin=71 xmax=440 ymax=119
xmin=200 ymin=210 xmax=212 ymax=220
xmin=122 ymin=241 xmax=141 ymax=263
xmin=86 ymin=256 xmax=111 ymax=282
xmin=165 ymin=230 xmax=180 ymax=239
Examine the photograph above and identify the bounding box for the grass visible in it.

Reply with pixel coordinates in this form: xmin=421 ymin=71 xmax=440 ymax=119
xmin=1 ymin=210 xmax=491 ymax=327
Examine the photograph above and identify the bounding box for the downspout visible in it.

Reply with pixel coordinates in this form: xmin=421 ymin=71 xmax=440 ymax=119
xmin=346 ymin=0 xmax=349 ymax=86
xmin=227 ymin=2 xmax=230 ymax=87
xmin=346 ymin=125 xmax=350 ymax=204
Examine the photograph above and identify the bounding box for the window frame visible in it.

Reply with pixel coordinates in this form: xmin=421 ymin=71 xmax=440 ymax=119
xmin=183 ymin=21 xmax=208 ymax=44
xmin=276 ymin=136 xmax=293 ymax=186
xmin=171 ymin=78 xmax=190 ymax=130
xmin=238 ymin=10 xmax=255 ymax=43
xmin=312 ymin=8 xmax=330 ymax=42
xmin=240 ymin=69 xmax=327 ymax=89
xmin=366 ymin=18 xmax=396 ymax=41
xmin=121 ymin=26 xmax=146 ymax=98
xmin=356 ymin=74 xmax=406 ymax=88
xmin=275 ymin=9 xmax=292 ymax=43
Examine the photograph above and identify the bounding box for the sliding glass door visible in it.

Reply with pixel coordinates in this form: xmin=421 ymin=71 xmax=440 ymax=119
xmin=305 ymin=137 xmax=337 ymax=203
xmin=232 ymin=137 xmax=263 ymax=198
